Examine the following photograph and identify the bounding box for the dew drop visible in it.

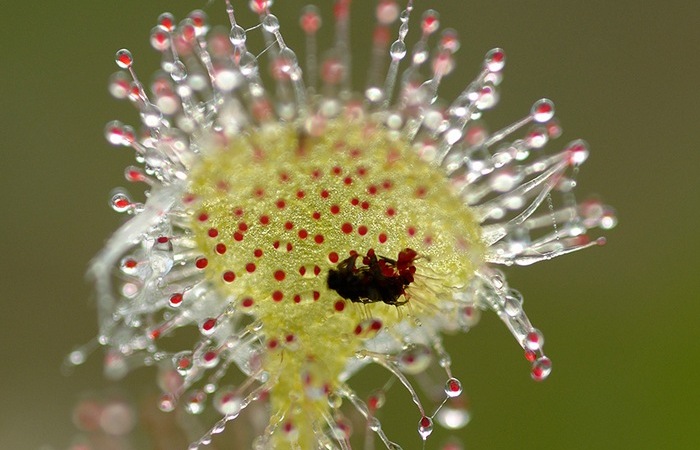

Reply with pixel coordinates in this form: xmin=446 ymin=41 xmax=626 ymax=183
xmin=367 ymin=416 xmax=382 ymax=432
xmin=567 ymin=139 xmax=590 ymax=165
xmin=249 ymin=0 xmax=273 ymax=14
xmin=115 ymin=49 xmax=133 ymax=69
xmin=239 ymin=52 xmax=259 ymax=76
xmin=458 ymin=305 xmax=481 ymax=328
xmin=157 ymin=12 xmax=175 ymax=32
xmin=140 ymin=103 xmax=163 ymax=128
xmin=300 ymin=5 xmax=322 ymax=34
xmin=476 ymin=84 xmax=499 ymax=110
xmin=503 ymin=290 xmax=523 ymax=317
xmin=200 ymin=318 xmax=218 ymax=336
xmin=108 ymin=72 xmax=131 ymax=99
xmin=150 ymin=26 xmax=170 ymax=52
xmin=524 ymin=329 xmax=544 ymax=351
xmin=173 ymin=351 xmax=193 ymax=375
xmin=105 ymin=120 xmax=127 ymax=146
xmin=397 ymin=344 xmax=432 ymax=374
xmin=262 ymin=14 xmax=280 ymax=33
xmin=390 ymin=40 xmax=407 ymax=60
xmin=327 ymin=393 xmax=342 ymax=409
xmin=170 ymin=60 xmax=188 ymax=82
xmin=531 ymin=98 xmax=555 ymax=123
xmin=188 ymin=10 xmax=209 ymax=36
xmin=377 ymin=1 xmax=400 ymax=25
xmin=531 ymin=356 xmax=552 ymax=381
xmin=184 ymin=390 xmax=207 ymax=415
xmin=158 ymin=393 xmax=176 ymax=412
xmin=444 ymin=377 xmax=463 ymax=397
xmin=212 ymin=421 xmax=227 ymax=434
xmin=526 ymin=126 xmax=548 ymax=148
xmin=484 ymin=48 xmax=506 ymax=72
xmin=418 ymin=415 xmax=433 ymax=439
xmin=68 ymin=350 xmax=86 ymax=366
xmin=110 ymin=191 xmax=132 ymax=213
xmin=229 ymin=25 xmax=247 ymax=47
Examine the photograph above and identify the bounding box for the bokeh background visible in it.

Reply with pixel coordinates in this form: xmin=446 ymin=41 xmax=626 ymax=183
xmin=2 ymin=1 xmax=698 ymax=449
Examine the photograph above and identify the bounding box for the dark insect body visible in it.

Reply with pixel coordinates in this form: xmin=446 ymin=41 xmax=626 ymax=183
xmin=327 ymin=248 xmax=418 ymax=306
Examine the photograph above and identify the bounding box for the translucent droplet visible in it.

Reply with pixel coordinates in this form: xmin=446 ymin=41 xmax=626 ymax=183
xmin=327 ymin=393 xmax=342 ymax=409
xmin=367 ymin=390 xmax=386 ymax=411
xmin=115 ymin=49 xmax=133 ymax=69
xmin=490 ymin=169 xmax=520 ymax=192
xmin=600 ymin=207 xmax=618 ymax=230
xmin=397 ymin=344 xmax=432 ymax=374
xmin=108 ymin=72 xmax=131 ymax=99
xmin=68 ymin=350 xmax=86 ymax=366
xmin=531 ymin=356 xmax=552 ymax=381
xmin=565 ymin=217 xmax=587 ymax=237
xmin=150 ymin=238 xmax=174 ymax=275
xmin=229 ymin=25 xmax=247 ymax=47
xmin=524 ymin=329 xmax=544 ymax=351
xmin=300 ymin=5 xmax=322 ymax=34
xmin=484 ymin=48 xmax=506 ymax=72
xmin=365 ymin=86 xmax=384 ymax=103
xmin=184 ymin=390 xmax=207 ymax=415
xmin=277 ymin=48 xmax=299 ymax=74
xmin=390 ymin=40 xmax=407 ymax=60
xmin=531 ymin=98 xmax=555 ymax=123
xmin=188 ymin=10 xmax=209 ymax=36
xmin=199 ymin=349 xmax=219 ymax=368
xmin=157 ymin=12 xmax=176 ymax=32
xmin=445 ymin=127 xmax=463 ymax=145
xmin=376 ymin=1 xmax=399 ymax=25
xmin=212 ymin=420 xmax=227 ymax=434
xmin=367 ymin=416 xmax=382 ymax=432
xmin=249 ymin=0 xmax=274 ymax=15
xmin=526 ymin=126 xmax=549 ymax=148
xmin=262 ymin=14 xmax=280 ymax=33
xmin=418 ymin=415 xmax=433 ymax=439
xmin=503 ymin=295 xmax=523 ymax=317
xmin=200 ymin=318 xmax=217 ymax=336
xmin=110 ymin=190 xmax=132 ymax=213
xmin=158 ymin=393 xmax=176 ymax=412
xmin=412 ymin=42 xmax=429 ymax=64
xmin=421 ymin=10 xmax=440 ymax=34
xmin=173 ymin=351 xmax=193 ymax=375
xmin=567 ymin=139 xmax=590 ymax=165
xmin=439 ymin=29 xmax=460 ymax=53
xmin=239 ymin=52 xmax=258 ymax=76
xmin=458 ymin=305 xmax=481 ymax=327
xmin=105 ymin=120 xmax=126 ymax=146
xmin=444 ymin=377 xmax=463 ymax=397
xmin=140 ymin=103 xmax=163 ymax=128
xmin=150 ymin=27 xmax=170 ymax=52
xmin=170 ymin=60 xmax=188 ymax=82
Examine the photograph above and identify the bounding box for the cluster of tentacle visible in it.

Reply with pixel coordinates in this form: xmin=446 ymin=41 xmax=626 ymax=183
xmin=69 ymin=1 xmax=616 ymax=449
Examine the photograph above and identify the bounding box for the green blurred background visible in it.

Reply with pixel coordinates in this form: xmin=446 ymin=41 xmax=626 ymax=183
xmin=2 ymin=1 xmax=698 ymax=448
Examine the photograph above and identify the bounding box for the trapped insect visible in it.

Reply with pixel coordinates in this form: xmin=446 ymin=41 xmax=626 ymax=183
xmin=328 ymin=248 xmax=418 ymax=306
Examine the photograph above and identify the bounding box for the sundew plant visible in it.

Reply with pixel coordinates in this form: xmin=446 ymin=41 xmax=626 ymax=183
xmin=68 ymin=1 xmax=616 ymax=449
